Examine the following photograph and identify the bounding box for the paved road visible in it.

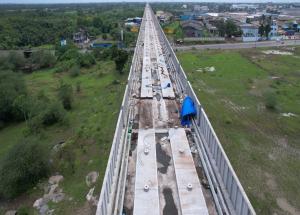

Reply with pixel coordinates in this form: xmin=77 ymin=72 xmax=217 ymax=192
xmin=172 ymin=39 xmax=300 ymax=51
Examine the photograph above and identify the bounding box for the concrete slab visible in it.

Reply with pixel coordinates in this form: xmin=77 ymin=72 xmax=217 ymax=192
xmin=133 ymin=129 xmax=160 ymax=215
xmin=169 ymin=128 xmax=209 ymax=215
xmin=153 ymin=29 xmax=175 ymax=98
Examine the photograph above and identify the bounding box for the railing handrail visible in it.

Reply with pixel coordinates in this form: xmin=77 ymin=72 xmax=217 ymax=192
xmin=151 ymin=5 xmax=256 ymax=215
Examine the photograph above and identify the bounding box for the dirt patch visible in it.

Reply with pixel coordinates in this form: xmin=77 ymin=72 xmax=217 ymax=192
xmin=276 ymin=198 xmax=300 ymax=215
xmin=156 ymin=136 xmax=171 ymax=174
xmin=123 ymin=131 xmax=138 ymax=215
xmin=265 ymin=173 xmax=277 ymax=190
xmin=138 ymin=100 xmax=153 ymax=128
xmin=165 ymin=100 xmax=181 ymax=127
xmin=262 ymin=50 xmax=293 ymax=55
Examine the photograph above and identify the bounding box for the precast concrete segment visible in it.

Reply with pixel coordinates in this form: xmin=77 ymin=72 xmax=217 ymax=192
xmin=133 ymin=129 xmax=160 ymax=215
xmin=169 ymin=128 xmax=209 ymax=215
xmin=141 ymin=14 xmax=153 ymax=98
xmin=152 ymin=25 xmax=175 ymax=98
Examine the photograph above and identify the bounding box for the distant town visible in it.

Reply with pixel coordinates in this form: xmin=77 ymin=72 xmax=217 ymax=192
xmin=124 ymin=3 xmax=300 ymax=45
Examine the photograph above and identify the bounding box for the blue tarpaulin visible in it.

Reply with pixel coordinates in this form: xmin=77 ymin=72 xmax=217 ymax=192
xmin=181 ymin=96 xmax=197 ymax=126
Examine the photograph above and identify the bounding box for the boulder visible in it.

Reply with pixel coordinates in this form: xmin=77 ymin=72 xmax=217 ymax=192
xmin=85 ymin=171 xmax=99 ymax=187
xmin=48 ymin=175 xmax=64 ymax=185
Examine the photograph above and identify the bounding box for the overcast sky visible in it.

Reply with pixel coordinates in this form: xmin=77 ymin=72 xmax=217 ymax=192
xmin=1 ymin=0 xmax=300 ymax=4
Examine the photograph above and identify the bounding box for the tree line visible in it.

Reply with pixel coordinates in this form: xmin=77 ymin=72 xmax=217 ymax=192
xmin=0 ymin=4 xmax=143 ymax=49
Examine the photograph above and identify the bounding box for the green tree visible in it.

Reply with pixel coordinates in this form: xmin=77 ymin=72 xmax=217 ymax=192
xmin=0 ymin=70 xmax=27 ymax=123
xmin=225 ymin=20 xmax=241 ymax=37
xmin=259 ymin=24 xmax=265 ymax=37
xmin=102 ymin=33 xmax=108 ymax=40
xmin=215 ymin=20 xmax=226 ymax=37
xmin=114 ymin=50 xmax=129 ymax=73
xmin=264 ymin=91 xmax=277 ymax=110
xmin=0 ymin=139 xmax=50 ymax=199
xmin=265 ymin=24 xmax=271 ymax=39
xmin=93 ymin=16 xmax=103 ymax=28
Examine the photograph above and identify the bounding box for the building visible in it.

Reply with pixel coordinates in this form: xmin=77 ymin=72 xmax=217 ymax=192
xmin=240 ymin=24 xmax=259 ymax=41
xmin=125 ymin=17 xmax=142 ymax=26
xmin=194 ymin=5 xmax=209 ymax=13
xmin=231 ymin=4 xmax=259 ymax=10
xmin=156 ymin=11 xmax=173 ymax=23
xmin=73 ymin=29 xmax=89 ymax=44
xmin=269 ymin=20 xmax=279 ymax=37
xmin=60 ymin=38 xmax=67 ymax=47
xmin=181 ymin=20 xmax=204 ymax=37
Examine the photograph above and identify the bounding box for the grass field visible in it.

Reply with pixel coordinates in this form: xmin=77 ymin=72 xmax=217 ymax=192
xmin=0 ymin=60 xmax=127 ymax=214
xmin=177 ymin=47 xmax=300 ymax=215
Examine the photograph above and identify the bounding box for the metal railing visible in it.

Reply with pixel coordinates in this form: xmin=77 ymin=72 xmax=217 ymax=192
xmin=95 ymin=11 xmax=144 ymax=215
xmin=150 ymin=6 xmax=256 ymax=215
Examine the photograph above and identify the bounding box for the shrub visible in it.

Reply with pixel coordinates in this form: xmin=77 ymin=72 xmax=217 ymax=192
xmin=69 ymin=65 xmax=80 ymax=77
xmin=78 ymin=53 xmax=96 ymax=68
xmin=264 ymin=91 xmax=277 ymax=110
xmin=102 ymin=33 xmax=107 ymax=40
xmin=59 ymin=48 xmax=80 ymax=61
xmin=58 ymin=81 xmax=73 ymax=110
xmin=0 ymin=139 xmax=50 ymax=199
xmin=0 ymin=70 xmax=27 ymax=123
xmin=6 ymin=51 xmax=26 ymax=71
xmin=41 ymin=102 xmax=66 ymax=126
xmin=32 ymin=50 xmax=56 ymax=69
xmin=76 ymin=81 xmax=81 ymax=93
xmin=114 ymin=49 xmax=129 ymax=73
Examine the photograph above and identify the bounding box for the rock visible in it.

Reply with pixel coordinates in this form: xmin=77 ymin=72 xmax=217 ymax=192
xmin=86 ymin=187 xmax=95 ymax=201
xmin=44 ymin=184 xmax=65 ymax=203
xmin=5 ymin=210 xmax=17 ymax=215
xmin=85 ymin=171 xmax=99 ymax=187
xmin=48 ymin=175 xmax=64 ymax=185
xmin=48 ymin=184 xmax=59 ymax=195
xmin=86 ymin=187 xmax=98 ymax=206
xmin=51 ymin=193 xmax=65 ymax=203
xmin=33 ymin=198 xmax=45 ymax=209
xmin=39 ymin=204 xmax=49 ymax=215
xmin=47 ymin=209 xmax=55 ymax=215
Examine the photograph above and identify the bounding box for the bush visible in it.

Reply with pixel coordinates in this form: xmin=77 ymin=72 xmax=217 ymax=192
xmin=0 ymin=70 xmax=27 ymax=123
xmin=264 ymin=91 xmax=277 ymax=110
xmin=58 ymin=81 xmax=73 ymax=110
xmin=114 ymin=49 xmax=129 ymax=73
xmin=78 ymin=53 xmax=96 ymax=68
xmin=69 ymin=65 xmax=80 ymax=77
xmin=0 ymin=139 xmax=50 ymax=199
xmin=5 ymin=51 xmax=26 ymax=71
xmin=76 ymin=81 xmax=81 ymax=93
xmin=41 ymin=102 xmax=66 ymax=126
xmin=59 ymin=48 xmax=80 ymax=62
xmin=32 ymin=50 xmax=56 ymax=69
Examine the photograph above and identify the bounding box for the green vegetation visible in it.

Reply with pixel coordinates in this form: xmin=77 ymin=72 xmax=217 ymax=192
xmin=177 ymin=47 xmax=300 ymax=215
xmin=0 ymin=139 xmax=50 ymax=199
xmin=163 ymin=21 xmax=184 ymax=41
xmin=0 ymin=6 xmax=132 ymax=214
xmin=0 ymin=58 xmax=128 ymax=213
xmin=0 ymin=3 xmax=143 ymax=49
xmin=215 ymin=19 xmax=242 ymax=37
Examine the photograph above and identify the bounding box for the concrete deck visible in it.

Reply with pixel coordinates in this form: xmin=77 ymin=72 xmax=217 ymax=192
xmin=133 ymin=129 xmax=160 ymax=215
xmin=169 ymin=128 xmax=209 ymax=215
